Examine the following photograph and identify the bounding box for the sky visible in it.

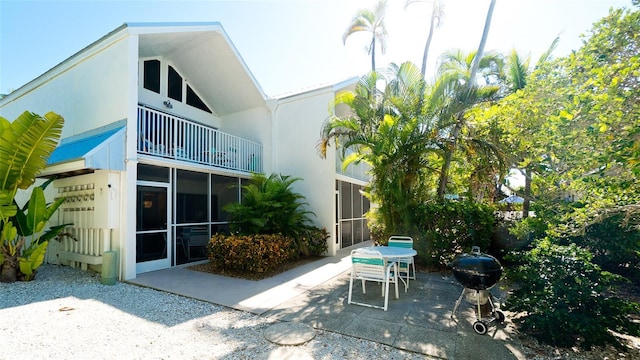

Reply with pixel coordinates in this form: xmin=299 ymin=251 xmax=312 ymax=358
xmin=0 ymin=0 xmax=633 ymax=97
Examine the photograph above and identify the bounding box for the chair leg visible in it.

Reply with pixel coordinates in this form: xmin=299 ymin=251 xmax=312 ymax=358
xmin=348 ymin=273 xmax=354 ymax=305
xmin=383 ymin=275 xmax=390 ymax=311
xmin=393 ymin=263 xmax=399 ymax=299
xmin=404 ymin=269 xmax=409 ymax=292
xmin=410 ymin=260 xmax=416 ymax=280
xmin=361 ymin=279 xmax=366 ymax=294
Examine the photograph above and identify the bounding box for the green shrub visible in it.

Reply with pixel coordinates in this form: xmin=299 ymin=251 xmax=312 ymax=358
xmin=294 ymin=226 xmax=329 ymax=258
xmin=411 ymin=201 xmax=497 ymax=268
xmin=207 ymin=233 xmax=295 ymax=274
xmin=563 ymin=214 xmax=640 ymax=283
xmin=223 ymin=173 xmax=314 ymax=239
xmin=505 ymin=238 xmax=640 ymax=349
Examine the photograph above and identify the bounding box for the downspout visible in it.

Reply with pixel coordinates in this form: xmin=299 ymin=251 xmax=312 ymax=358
xmin=267 ymin=98 xmax=279 ymax=173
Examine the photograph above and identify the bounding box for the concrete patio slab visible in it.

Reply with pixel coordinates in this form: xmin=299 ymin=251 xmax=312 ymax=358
xmin=263 ymin=321 xmax=316 ymax=345
xmin=128 ymin=241 xmax=529 ymax=359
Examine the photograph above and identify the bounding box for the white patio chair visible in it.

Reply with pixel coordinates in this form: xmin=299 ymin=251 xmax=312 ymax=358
xmin=388 ymin=236 xmax=416 ymax=287
xmin=348 ymin=249 xmax=399 ymax=311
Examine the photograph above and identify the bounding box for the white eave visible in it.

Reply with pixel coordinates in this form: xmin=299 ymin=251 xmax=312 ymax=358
xmin=1 ymin=22 xmax=270 ymax=116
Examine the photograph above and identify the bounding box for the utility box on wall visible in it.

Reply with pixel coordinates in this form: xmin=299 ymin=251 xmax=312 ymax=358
xmin=93 ymin=170 xmax=119 ymax=229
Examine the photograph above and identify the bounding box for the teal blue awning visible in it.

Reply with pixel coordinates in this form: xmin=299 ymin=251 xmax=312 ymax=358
xmin=47 ymin=121 xmax=126 ymax=173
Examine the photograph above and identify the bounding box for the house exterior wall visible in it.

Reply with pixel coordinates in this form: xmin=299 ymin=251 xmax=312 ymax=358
xmin=220 ymin=106 xmax=273 ymax=173
xmin=0 ymin=34 xmax=131 ymax=138
xmin=274 ymin=88 xmax=339 ymax=255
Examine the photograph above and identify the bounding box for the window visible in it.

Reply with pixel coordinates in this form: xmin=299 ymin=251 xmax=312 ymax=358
xmin=186 ymin=85 xmax=212 ymax=113
xmin=143 ymin=60 xmax=160 ymax=93
xmin=337 ymin=180 xmax=369 ymax=249
xmin=211 ymin=175 xmax=239 ymax=222
xmin=168 ymin=66 xmax=183 ymax=101
xmin=142 ymin=60 xmax=213 ymax=114
xmin=176 ymin=169 xmax=208 ymax=223
xmin=138 ymin=164 xmax=169 ymax=182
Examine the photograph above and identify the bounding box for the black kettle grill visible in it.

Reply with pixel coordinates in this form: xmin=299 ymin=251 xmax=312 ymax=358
xmin=450 ymin=246 xmax=505 ymax=335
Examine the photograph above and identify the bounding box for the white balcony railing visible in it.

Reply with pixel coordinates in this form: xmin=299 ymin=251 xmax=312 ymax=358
xmin=137 ymin=105 xmax=262 ymax=173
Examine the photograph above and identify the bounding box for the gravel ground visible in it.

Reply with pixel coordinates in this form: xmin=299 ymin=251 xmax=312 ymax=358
xmin=0 ymin=265 xmax=430 ymax=360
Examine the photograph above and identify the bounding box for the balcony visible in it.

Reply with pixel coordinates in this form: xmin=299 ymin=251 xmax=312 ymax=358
xmin=137 ymin=105 xmax=262 ymax=173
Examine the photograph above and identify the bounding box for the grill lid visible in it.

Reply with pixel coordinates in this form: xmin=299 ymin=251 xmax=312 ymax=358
xmin=451 ymin=246 xmax=502 ymax=290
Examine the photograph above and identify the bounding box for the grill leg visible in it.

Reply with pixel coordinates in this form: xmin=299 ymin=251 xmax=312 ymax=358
xmin=475 ymin=290 xmax=483 ymax=322
xmin=451 ymin=287 xmax=466 ymax=319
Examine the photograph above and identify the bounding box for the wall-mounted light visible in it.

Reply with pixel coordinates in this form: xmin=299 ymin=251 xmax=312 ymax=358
xmin=163 ymin=100 xmax=173 ymax=109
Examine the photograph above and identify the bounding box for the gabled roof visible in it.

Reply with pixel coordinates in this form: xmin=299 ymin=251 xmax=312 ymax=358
xmin=130 ymin=22 xmax=269 ymax=116
xmin=274 ymin=76 xmax=359 ymax=100
xmin=1 ymin=22 xmax=269 ymax=116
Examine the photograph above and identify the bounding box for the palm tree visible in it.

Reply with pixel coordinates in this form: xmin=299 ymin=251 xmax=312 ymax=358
xmin=405 ymin=0 xmax=444 ymax=76
xmin=431 ymin=0 xmax=499 ymax=199
xmin=343 ymin=0 xmax=389 ymax=72
xmin=318 ymin=62 xmax=437 ymax=233
xmin=432 ymin=49 xmax=504 ymax=199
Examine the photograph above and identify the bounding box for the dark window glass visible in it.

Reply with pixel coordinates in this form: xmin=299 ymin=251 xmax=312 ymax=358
xmin=136 ymin=233 xmax=166 ymax=262
xmin=138 ymin=164 xmax=169 ymax=182
xmin=143 ymin=60 xmax=161 ymax=93
xmin=176 ymin=170 xmax=208 ymax=223
xmin=136 ymin=185 xmax=168 ymax=231
xmin=176 ymin=225 xmax=209 ymax=264
xmin=340 ymin=181 xmax=352 ymax=219
xmin=353 ymin=184 xmax=363 ymax=217
xmin=341 ymin=221 xmax=353 ymax=247
xmin=168 ymin=66 xmax=183 ymax=101
xmin=211 ymin=175 xmax=239 ymax=222
xmin=186 ymin=85 xmax=212 ymax=113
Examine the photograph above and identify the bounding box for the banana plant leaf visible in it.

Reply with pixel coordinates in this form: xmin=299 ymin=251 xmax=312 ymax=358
xmin=19 ymin=241 xmax=48 ymax=281
xmin=13 ymin=186 xmax=68 ymax=241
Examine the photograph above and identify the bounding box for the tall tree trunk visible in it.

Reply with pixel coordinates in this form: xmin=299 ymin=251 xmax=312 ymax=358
xmin=438 ymin=0 xmax=496 ymax=199
xmin=437 ymin=121 xmax=461 ymax=199
xmin=468 ymin=0 xmax=496 ymax=88
xmin=420 ymin=1 xmax=439 ymax=76
xmin=371 ymin=36 xmax=376 ymax=71
xmin=522 ymin=168 xmax=532 ymax=218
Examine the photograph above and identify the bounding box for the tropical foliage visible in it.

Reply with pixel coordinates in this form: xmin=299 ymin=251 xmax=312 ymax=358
xmin=319 ymin=62 xmax=435 ymax=236
xmin=223 ymin=173 xmax=314 ymax=239
xmin=480 ymin=7 xmax=640 ymax=348
xmin=342 ymin=0 xmax=388 ymax=71
xmin=333 ymin=2 xmax=639 ymax=350
xmin=0 ymin=111 xmax=65 ymax=282
xmin=505 ymin=239 xmax=640 ymax=349
xmin=212 ymin=173 xmax=326 ymax=276
xmin=207 ymin=233 xmax=295 ymax=274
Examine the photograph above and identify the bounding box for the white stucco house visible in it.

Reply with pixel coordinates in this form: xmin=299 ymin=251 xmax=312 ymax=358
xmin=0 ymin=22 xmax=371 ymax=280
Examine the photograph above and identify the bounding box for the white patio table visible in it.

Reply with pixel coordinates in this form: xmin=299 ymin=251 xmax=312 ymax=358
xmin=355 ymin=246 xmax=417 ymax=291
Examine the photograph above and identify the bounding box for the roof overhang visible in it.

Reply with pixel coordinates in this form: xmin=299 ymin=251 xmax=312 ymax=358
xmin=130 ymin=22 xmax=269 ymax=116
xmin=1 ymin=22 xmax=270 ymax=117
xmin=40 ymin=121 xmax=126 ymax=178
